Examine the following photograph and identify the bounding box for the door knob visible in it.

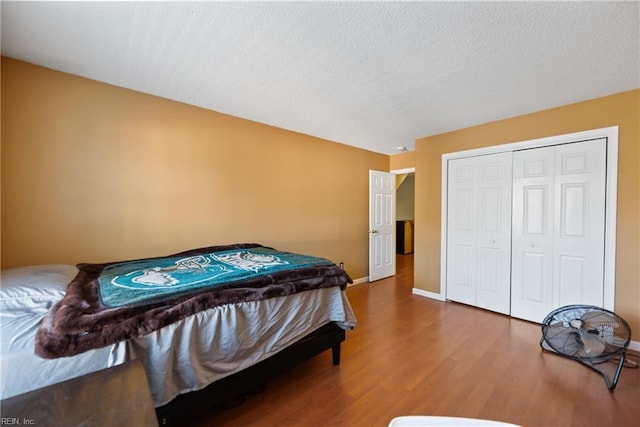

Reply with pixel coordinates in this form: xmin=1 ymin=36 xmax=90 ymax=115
xmin=370 ymin=230 xmax=379 ymax=234
xmin=490 ymin=239 xmax=496 ymax=243
xmin=529 ymin=243 xmax=535 ymax=248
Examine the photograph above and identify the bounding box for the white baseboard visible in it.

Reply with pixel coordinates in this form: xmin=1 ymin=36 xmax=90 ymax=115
xmin=628 ymin=340 xmax=640 ymax=353
xmin=412 ymin=288 xmax=446 ymax=301
xmin=348 ymin=277 xmax=369 ymax=287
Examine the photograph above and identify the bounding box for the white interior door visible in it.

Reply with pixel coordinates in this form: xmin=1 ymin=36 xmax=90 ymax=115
xmin=369 ymin=170 xmax=395 ymax=281
xmin=511 ymin=139 xmax=607 ymax=322
xmin=446 ymin=152 xmax=512 ymax=314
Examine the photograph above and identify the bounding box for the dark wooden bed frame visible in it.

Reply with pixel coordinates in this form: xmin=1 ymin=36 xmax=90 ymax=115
xmin=155 ymin=322 xmax=346 ymax=426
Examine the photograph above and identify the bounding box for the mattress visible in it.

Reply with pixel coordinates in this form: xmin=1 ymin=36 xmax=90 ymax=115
xmin=0 ymin=264 xmax=127 ymax=400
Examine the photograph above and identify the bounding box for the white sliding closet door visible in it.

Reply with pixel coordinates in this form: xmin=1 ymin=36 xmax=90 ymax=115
xmin=511 ymin=139 xmax=607 ymax=322
xmin=446 ymin=152 xmax=512 ymax=314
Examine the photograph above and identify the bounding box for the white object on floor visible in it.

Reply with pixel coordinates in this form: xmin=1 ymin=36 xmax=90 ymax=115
xmin=388 ymin=416 xmax=521 ymax=427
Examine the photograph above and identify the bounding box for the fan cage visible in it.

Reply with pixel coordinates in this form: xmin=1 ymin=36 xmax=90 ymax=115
xmin=541 ymin=304 xmax=631 ymax=361
xmin=540 ymin=304 xmax=635 ymax=391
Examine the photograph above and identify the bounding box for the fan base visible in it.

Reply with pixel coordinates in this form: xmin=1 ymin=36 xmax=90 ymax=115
xmin=540 ymin=338 xmax=633 ymax=391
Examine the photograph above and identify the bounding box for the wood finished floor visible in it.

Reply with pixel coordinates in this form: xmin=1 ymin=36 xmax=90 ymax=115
xmin=191 ymin=255 xmax=640 ymax=427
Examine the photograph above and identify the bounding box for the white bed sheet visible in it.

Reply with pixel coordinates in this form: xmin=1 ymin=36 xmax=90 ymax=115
xmin=0 ymin=299 xmax=129 ymax=400
xmin=130 ymin=286 xmax=356 ymax=406
xmin=1 ymin=286 xmax=356 ymax=407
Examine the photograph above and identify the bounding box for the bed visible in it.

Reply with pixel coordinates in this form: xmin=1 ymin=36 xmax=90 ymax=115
xmin=0 ymin=244 xmax=357 ymax=425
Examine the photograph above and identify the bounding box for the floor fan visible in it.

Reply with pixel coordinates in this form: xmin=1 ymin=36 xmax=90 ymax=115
xmin=540 ymin=304 xmax=636 ymax=390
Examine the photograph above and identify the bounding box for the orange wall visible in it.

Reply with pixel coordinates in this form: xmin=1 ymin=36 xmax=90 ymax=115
xmin=0 ymin=57 xmax=389 ymax=279
xmin=414 ymin=89 xmax=640 ymax=333
xmin=390 ymin=151 xmax=415 ymax=171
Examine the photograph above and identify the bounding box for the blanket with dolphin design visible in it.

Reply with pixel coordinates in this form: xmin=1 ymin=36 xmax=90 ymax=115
xmin=35 ymin=243 xmax=352 ymax=358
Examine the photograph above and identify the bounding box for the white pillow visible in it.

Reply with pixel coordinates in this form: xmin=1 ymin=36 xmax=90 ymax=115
xmin=0 ymin=264 xmax=77 ymax=310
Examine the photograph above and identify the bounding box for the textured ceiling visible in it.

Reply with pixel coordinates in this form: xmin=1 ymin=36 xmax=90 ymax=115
xmin=2 ymin=1 xmax=639 ymax=154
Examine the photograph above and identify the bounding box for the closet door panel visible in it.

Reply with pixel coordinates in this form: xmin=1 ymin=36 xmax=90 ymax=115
xmin=446 ymin=157 xmax=477 ymax=306
xmin=475 ymin=152 xmax=512 ymax=314
xmin=512 ymin=139 xmax=607 ymax=322
xmin=521 ymin=252 xmax=546 ymax=302
xmin=554 ymin=139 xmax=606 ymax=307
xmin=511 ymin=147 xmax=555 ymax=322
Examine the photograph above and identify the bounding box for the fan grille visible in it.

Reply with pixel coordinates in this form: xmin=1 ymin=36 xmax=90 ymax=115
xmin=541 ymin=305 xmax=631 ymax=360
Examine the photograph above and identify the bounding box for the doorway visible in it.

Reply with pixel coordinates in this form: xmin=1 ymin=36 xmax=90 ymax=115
xmin=368 ymin=168 xmax=416 ymax=282
xmin=393 ymin=167 xmax=415 ymax=274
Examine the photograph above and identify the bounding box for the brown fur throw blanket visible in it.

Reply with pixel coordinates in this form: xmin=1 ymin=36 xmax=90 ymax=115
xmin=35 ymin=243 xmax=352 ymax=359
